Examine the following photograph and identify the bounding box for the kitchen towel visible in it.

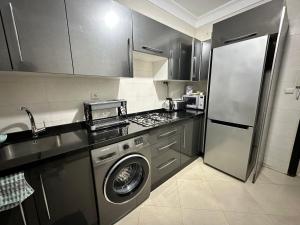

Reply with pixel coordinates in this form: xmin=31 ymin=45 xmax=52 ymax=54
xmin=0 ymin=172 xmax=34 ymax=212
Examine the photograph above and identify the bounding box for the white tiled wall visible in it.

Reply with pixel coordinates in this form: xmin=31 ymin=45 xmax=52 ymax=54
xmin=0 ymin=59 xmax=204 ymax=134
xmin=195 ymin=0 xmax=300 ymax=174
xmin=264 ymin=0 xmax=300 ymax=173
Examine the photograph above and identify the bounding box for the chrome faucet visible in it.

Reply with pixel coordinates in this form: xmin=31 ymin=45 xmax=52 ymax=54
xmin=21 ymin=106 xmax=46 ymax=138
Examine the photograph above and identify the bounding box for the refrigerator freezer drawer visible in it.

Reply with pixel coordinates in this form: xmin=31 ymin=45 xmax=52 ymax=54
xmin=204 ymin=119 xmax=254 ymax=181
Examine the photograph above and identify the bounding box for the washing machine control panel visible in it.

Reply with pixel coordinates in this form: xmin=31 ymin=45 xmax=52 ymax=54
xmin=134 ymin=137 xmax=144 ymax=146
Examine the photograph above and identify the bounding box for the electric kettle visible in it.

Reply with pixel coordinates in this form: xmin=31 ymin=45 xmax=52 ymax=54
xmin=162 ymin=98 xmax=174 ymax=112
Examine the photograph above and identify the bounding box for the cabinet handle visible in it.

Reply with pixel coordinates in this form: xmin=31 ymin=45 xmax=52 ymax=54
xmin=224 ymin=32 xmax=257 ymax=44
xmin=178 ymin=43 xmax=182 ymax=78
xmin=157 ymin=158 xmax=177 ymax=170
xmin=169 ymin=50 xmax=173 ymax=77
xmin=192 ymin=56 xmax=197 ymax=79
xmin=40 ymin=174 xmax=51 ymax=220
xmin=158 ymin=129 xmax=177 ymax=138
xmin=19 ymin=202 xmax=27 ymax=225
xmin=183 ymin=127 xmax=186 ymax=148
xmin=8 ymin=2 xmax=23 ymax=62
xmin=158 ymin=141 xmax=176 ymax=151
xmin=198 ymin=42 xmax=204 ymax=80
xmin=127 ymin=38 xmax=132 ymax=75
xmin=142 ymin=46 xmax=164 ymax=54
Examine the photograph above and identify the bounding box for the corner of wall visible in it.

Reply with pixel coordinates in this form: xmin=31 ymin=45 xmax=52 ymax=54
xmin=195 ymin=23 xmax=213 ymax=41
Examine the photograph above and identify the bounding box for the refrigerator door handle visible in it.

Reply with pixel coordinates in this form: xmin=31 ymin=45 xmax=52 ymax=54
xmin=209 ymin=119 xmax=250 ymax=130
xmin=224 ymin=32 xmax=258 ymax=44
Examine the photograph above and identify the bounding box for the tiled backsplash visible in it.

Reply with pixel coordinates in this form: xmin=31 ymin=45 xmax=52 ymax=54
xmin=0 ymin=59 xmax=205 ymax=134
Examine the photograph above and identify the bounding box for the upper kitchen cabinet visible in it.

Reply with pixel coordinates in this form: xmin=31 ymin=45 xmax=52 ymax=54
xmin=212 ymin=0 xmax=284 ymax=48
xmin=155 ymin=31 xmax=193 ymax=81
xmin=132 ymin=11 xmax=174 ymax=58
xmin=178 ymin=33 xmax=192 ymax=81
xmin=200 ymin=40 xmax=211 ymax=80
xmin=191 ymin=39 xmax=211 ymax=81
xmin=0 ymin=0 xmax=73 ymax=74
xmin=0 ymin=15 xmax=11 ymax=71
xmin=65 ymin=0 xmax=133 ymax=77
xmin=191 ymin=39 xmax=201 ymax=81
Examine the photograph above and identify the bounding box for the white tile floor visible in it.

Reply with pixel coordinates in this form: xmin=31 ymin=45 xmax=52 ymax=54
xmin=116 ymin=158 xmax=300 ymax=225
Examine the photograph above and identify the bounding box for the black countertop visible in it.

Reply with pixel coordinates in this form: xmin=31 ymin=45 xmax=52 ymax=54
xmin=0 ymin=109 xmax=203 ymax=174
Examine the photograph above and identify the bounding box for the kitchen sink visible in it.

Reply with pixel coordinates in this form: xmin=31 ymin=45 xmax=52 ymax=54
xmin=0 ymin=135 xmax=63 ymax=160
xmin=0 ymin=131 xmax=87 ymax=161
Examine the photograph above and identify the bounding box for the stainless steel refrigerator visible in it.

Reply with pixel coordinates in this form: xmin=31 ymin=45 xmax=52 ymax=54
xmin=204 ymin=36 xmax=269 ymax=181
xmin=204 ymin=0 xmax=288 ymax=182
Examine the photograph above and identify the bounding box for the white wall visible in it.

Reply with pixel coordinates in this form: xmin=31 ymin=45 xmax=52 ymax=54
xmin=0 ymin=59 xmax=204 ymax=134
xmin=264 ymin=0 xmax=300 ymax=173
xmin=195 ymin=23 xmax=213 ymax=41
xmin=195 ymin=0 xmax=300 ymax=173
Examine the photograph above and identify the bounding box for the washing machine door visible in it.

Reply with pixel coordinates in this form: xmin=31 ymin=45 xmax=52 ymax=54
xmin=104 ymin=154 xmax=150 ymax=204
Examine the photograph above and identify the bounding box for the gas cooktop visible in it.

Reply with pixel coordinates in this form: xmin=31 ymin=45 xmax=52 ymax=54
xmin=129 ymin=112 xmax=175 ymax=127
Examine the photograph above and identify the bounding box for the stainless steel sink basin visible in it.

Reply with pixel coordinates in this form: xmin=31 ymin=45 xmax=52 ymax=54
xmin=0 ymin=135 xmax=63 ymax=160
xmin=0 ymin=131 xmax=87 ymax=161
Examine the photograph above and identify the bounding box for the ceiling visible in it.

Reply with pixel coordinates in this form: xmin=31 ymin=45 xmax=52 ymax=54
xmin=173 ymin=0 xmax=232 ymax=17
xmin=147 ymin=0 xmax=271 ymax=28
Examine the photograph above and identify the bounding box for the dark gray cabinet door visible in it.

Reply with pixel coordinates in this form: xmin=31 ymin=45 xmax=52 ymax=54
xmin=66 ymin=0 xmax=133 ymax=77
xmin=191 ymin=39 xmax=211 ymax=81
xmin=0 ymin=0 xmax=73 ymax=73
xmin=168 ymin=33 xmax=192 ymax=81
xmin=168 ymin=37 xmax=180 ymax=80
xmin=0 ymin=15 xmax=11 ymax=71
xmin=181 ymin=118 xmax=201 ymax=167
xmin=31 ymin=151 xmax=98 ymax=225
xmin=191 ymin=39 xmax=201 ymax=81
xmin=199 ymin=40 xmax=211 ymax=80
xmin=133 ymin=11 xmax=173 ymax=58
xmin=151 ymin=135 xmax=181 ymax=188
xmin=179 ymin=34 xmax=192 ymax=81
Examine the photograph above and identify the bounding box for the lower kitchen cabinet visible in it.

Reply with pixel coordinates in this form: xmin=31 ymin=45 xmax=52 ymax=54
xmin=29 ymin=151 xmax=98 ymax=225
xmin=0 ymin=171 xmax=39 ymax=225
xmin=181 ymin=117 xmax=202 ymax=167
xmin=151 ymin=135 xmax=181 ymax=188
xmin=150 ymin=117 xmax=203 ymax=189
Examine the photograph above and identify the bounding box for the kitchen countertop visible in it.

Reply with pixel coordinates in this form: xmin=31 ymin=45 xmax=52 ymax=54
xmin=0 ymin=109 xmax=203 ymax=174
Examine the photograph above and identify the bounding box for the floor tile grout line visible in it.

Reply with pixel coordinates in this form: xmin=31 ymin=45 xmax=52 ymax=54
xmin=175 ymin=176 xmax=183 ymax=210
xmin=137 ymin=206 xmax=141 ymax=225
xmin=221 ymin=210 xmax=231 ymax=225
xmin=221 ymin=209 xmax=280 ymax=225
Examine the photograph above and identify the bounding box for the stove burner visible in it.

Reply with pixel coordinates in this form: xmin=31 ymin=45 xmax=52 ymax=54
xmin=129 ymin=112 xmax=175 ymax=127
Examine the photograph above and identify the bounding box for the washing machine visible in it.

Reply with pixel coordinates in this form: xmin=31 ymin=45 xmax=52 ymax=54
xmin=91 ymin=134 xmax=151 ymax=225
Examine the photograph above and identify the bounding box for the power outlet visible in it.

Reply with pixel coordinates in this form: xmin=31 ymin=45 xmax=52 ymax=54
xmin=296 ymin=75 xmax=300 ymax=88
xmin=90 ymin=91 xmax=101 ymax=100
xmin=284 ymin=88 xmax=295 ymax=94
